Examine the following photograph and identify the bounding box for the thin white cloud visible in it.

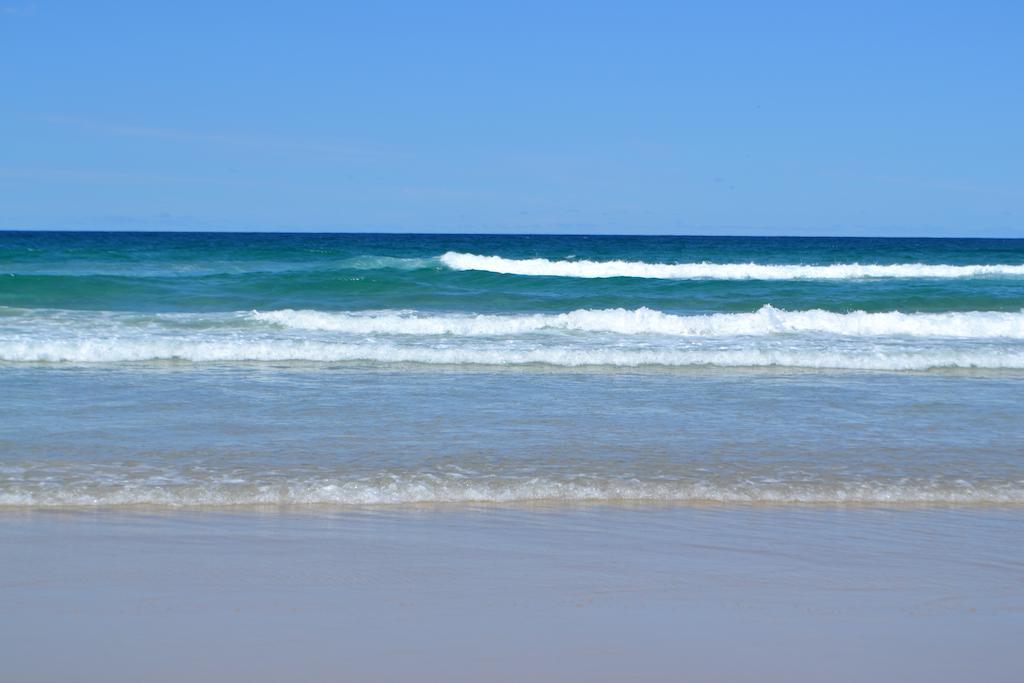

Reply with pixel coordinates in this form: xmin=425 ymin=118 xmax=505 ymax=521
xmin=0 ymin=2 xmax=35 ymax=16
xmin=36 ymin=114 xmax=391 ymax=161
xmin=0 ymin=166 xmax=280 ymax=188
xmin=871 ymin=174 xmax=1023 ymax=201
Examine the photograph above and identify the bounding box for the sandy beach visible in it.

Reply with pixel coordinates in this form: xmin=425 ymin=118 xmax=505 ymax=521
xmin=3 ymin=505 xmax=1022 ymax=682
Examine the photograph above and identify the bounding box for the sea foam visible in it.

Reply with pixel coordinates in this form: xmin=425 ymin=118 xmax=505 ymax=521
xmin=4 ymin=338 xmax=1024 ymax=370
xmin=252 ymin=306 xmax=1024 ymax=338
xmin=441 ymin=252 xmax=1024 ymax=280
xmin=2 ymin=474 xmax=1021 ymax=508
xmin=5 ymin=306 xmax=1024 ymax=369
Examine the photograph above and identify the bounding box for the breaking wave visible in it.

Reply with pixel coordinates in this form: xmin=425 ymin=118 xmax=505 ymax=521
xmin=252 ymin=306 xmax=1024 ymax=338
xmin=441 ymin=252 xmax=1024 ymax=280
xmin=3 ymin=338 xmax=1024 ymax=370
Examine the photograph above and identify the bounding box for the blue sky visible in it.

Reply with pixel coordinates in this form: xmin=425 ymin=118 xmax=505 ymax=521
xmin=2 ymin=1 xmax=1022 ymax=235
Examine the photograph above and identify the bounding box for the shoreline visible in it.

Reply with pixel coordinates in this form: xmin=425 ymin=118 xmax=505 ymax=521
xmin=4 ymin=498 xmax=1024 ymax=512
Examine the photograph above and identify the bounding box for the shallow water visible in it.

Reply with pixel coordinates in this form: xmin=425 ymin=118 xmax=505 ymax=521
xmin=2 ymin=365 xmax=1022 ymax=507
xmin=2 ymin=232 xmax=1023 ymax=507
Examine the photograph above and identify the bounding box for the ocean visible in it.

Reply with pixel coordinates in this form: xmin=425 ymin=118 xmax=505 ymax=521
xmin=1 ymin=231 xmax=1022 ymax=509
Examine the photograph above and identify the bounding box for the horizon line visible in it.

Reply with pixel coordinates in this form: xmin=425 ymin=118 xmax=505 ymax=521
xmin=1 ymin=227 xmax=1023 ymax=240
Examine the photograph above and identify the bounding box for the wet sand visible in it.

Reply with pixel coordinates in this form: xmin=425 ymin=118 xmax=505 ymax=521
xmin=2 ymin=505 xmax=1022 ymax=682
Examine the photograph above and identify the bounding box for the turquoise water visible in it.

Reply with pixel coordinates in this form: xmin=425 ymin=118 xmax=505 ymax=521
xmin=1 ymin=231 xmax=1023 ymax=507
xmin=3 ymin=232 xmax=1024 ymax=314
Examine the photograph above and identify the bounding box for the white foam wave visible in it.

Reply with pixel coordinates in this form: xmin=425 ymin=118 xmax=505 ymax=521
xmin=441 ymin=252 xmax=1024 ymax=280
xmin=252 ymin=306 xmax=1024 ymax=339
xmin=3 ymin=338 xmax=1024 ymax=370
xmin=2 ymin=475 xmax=1021 ymax=508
